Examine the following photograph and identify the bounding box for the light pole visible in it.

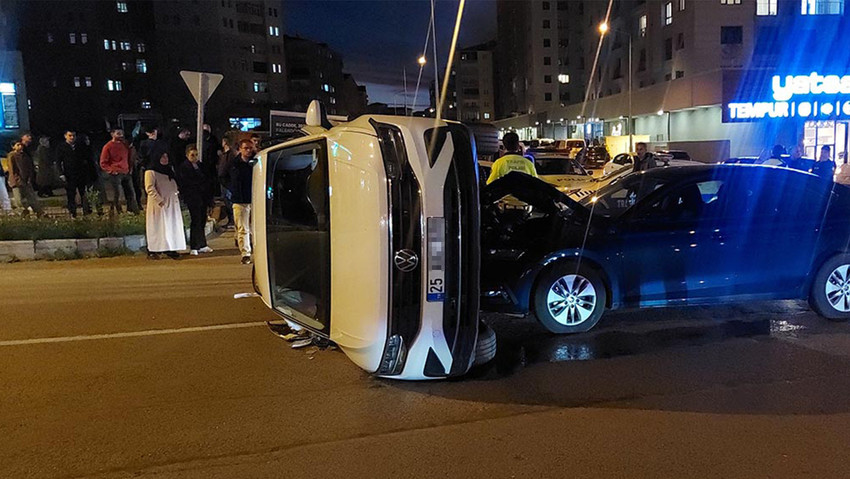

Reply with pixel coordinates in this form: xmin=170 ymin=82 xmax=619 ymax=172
xmin=599 ymin=22 xmax=633 ymax=152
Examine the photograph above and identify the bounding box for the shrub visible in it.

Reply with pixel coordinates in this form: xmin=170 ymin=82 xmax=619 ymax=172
xmin=0 ymin=213 xmax=145 ymax=241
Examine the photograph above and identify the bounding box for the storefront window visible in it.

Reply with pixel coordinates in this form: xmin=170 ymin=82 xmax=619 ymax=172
xmin=804 ymin=120 xmax=849 ymax=162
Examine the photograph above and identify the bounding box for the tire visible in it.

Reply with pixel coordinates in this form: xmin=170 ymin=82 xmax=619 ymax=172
xmin=473 ymin=320 xmax=497 ymax=367
xmin=809 ymin=254 xmax=850 ymax=321
xmin=532 ymin=262 xmax=607 ymax=334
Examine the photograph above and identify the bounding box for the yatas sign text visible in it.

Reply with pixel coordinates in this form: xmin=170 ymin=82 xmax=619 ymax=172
xmin=727 ymin=72 xmax=850 ymax=121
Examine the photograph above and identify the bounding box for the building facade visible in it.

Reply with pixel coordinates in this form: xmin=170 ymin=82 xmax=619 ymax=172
xmin=494 ymin=0 xmax=588 ymax=120
xmin=454 ymin=42 xmax=496 ymax=123
xmin=284 ymin=35 xmax=345 ymax=116
xmin=150 ymin=0 xmax=288 ymax=131
xmin=494 ymin=0 xmax=850 ymax=161
xmin=0 ymin=0 xmax=29 ymax=140
xmin=14 ymin=0 xmax=369 ymax=136
xmin=17 ymin=0 xmax=155 ymax=136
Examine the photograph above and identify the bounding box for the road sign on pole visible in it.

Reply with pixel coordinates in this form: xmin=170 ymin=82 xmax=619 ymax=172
xmin=180 ymin=71 xmax=223 ymax=165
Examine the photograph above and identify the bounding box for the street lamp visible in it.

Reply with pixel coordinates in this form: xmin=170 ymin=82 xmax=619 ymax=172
xmin=418 ymin=55 xmax=427 ymax=66
xmin=599 ymin=21 xmax=633 ymax=152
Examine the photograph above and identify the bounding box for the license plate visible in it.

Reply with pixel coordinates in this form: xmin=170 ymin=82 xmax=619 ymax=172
xmin=426 ymin=217 xmax=445 ymax=302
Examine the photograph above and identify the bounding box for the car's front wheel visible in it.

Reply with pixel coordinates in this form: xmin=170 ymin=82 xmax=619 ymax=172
xmin=533 ymin=262 xmax=607 ymax=334
xmin=810 ymin=254 xmax=850 ymax=321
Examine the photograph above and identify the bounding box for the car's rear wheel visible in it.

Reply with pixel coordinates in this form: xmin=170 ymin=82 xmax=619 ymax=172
xmin=810 ymin=254 xmax=850 ymax=321
xmin=533 ymin=262 xmax=606 ymax=334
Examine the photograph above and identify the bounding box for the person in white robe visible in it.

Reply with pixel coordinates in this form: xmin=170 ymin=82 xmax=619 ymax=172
xmin=144 ymin=150 xmax=185 ymax=259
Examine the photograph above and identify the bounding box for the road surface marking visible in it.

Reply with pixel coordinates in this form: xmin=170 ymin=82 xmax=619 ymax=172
xmin=0 ymin=321 xmax=268 ymax=347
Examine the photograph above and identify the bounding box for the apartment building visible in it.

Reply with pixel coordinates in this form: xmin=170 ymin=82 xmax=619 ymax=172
xmin=495 ymin=0 xmax=850 ymax=160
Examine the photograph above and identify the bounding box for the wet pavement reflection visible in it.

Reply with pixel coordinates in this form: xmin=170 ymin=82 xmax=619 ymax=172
xmin=475 ymin=305 xmax=813 ymax=379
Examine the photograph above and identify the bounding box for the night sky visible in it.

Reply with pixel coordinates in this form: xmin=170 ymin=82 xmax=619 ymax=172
xmin=285 ymin=0 xmax=496 ymax=109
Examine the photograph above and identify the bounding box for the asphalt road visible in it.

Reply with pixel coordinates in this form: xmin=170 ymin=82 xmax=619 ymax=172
xmin=2 ymin=232 xmax=850 ymax=478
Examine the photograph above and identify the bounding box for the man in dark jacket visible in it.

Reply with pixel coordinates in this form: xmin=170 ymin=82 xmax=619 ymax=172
xmin=217 ymin=137 xmax=237 ymax=229
xmin=633 ymin=142 xmax=658 ymax=172
xmin=228 ymin=139 xmax=256 ymax=264
xmin=178 ymin=144 xmax=213 ymax=255
xmin=812 ymin=145 xmax=836 ymax=181
xmin=56 ymin=130 xmax=93 ymax=216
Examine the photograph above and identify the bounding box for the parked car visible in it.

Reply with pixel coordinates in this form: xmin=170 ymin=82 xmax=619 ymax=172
xmin=480 ymin=165 xmax=850 ymax=334
xmin=252 ymin=104 xmax=493 ymax=380
xmin=580 ymin=145 xmax=611 ymax=170
xmin=655 ymin=149 xmax=692 ymax=162
xmin=602 ymin=152 xmax=638 ymax=177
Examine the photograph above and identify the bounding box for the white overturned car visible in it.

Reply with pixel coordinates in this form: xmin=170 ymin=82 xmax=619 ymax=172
xmin=251 ymin=103 xmax=494 ymax=380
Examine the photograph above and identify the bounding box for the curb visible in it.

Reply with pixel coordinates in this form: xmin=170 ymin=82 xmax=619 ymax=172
xmin=0 ymin=220 xmax=216 ymax=262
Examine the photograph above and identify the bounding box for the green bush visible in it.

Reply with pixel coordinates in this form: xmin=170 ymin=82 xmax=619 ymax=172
xmin=0 ymin=213 xmax=146 ymax=241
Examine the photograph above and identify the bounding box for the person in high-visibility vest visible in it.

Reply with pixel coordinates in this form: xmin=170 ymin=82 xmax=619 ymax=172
xmin=486 ymin=132 xmax=538 ymax=185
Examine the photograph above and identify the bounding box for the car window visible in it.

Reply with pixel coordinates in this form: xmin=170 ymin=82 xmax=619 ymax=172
xmin=613 ymin=154 xmax=632 ymax=166
xmin=582 ymin=174 xmax=670 ymax=218
xmin=265 ymin=141 xmax=331 ymax=332
xmin=638 ymin=179 xmax=727 ymax=221
xmin=748 ymin=172 xmax=827 ymax=221
xmin=535 ymin=157 xmax=583 ymax=175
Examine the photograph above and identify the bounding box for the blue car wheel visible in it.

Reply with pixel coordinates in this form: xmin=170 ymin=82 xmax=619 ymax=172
xmin=533 ymin=262 xmax=607 ymax=334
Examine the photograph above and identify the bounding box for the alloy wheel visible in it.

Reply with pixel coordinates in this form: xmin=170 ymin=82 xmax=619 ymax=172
xmin=546 ymin=274 xmax=597 ymax=325
xmin=825 ymin=264 xmax=850 ymax=312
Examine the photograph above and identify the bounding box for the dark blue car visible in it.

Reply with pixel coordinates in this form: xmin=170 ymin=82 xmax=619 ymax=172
xmin=481 ymin=165 xmax=850 ymax=333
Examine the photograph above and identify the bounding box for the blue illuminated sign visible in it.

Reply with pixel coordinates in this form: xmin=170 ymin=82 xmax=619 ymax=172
xmin=723 ymin=71 xmax=850 ymax=123
xmin=229 ymin=117 xmax=262 ymax=131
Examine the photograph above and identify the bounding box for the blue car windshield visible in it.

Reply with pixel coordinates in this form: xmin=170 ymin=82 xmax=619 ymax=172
xmin=580 ymin=173 xmax=672 ymax=218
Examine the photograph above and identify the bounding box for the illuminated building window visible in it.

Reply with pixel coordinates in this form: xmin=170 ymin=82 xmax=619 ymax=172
xmin=801 ymin=0 xmax=844 ymax=14
xmin=757 ymin=0 xmax=778 ymax=14
xmin=107 ymin=80 xmax=123 ymax=91
xmin=0 ymin=83 xmax=20 ymax=129
xmin=136 ymin=59 xmax=147 ymax=73
xmin=558 ymin=74 xmax=570 ymax=84
xmin=116 ymin=1 xmax=128 ymax=13
xmin=74 ymin=77 xmax=81 ymax=88
xmin=664 ymin=2 xmax=673 ymax=24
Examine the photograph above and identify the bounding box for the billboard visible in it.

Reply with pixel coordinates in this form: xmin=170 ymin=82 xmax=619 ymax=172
xmin=723 ymin=69 xmax=850 ymax=123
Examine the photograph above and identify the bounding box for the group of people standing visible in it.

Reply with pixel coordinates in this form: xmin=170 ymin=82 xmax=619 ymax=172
xmin=0 ymin=125 xmax=260 ymax=264
xmin=139 ymin=126 xmax=259 ymax=263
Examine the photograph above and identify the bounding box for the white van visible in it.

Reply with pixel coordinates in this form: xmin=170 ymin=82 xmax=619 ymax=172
xmin=251 ymin=104 xmax=494 ymax=380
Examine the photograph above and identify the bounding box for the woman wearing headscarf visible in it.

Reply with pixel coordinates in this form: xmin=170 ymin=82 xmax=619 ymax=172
xmin=144 ymin=147 xmax=185 ymax=259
